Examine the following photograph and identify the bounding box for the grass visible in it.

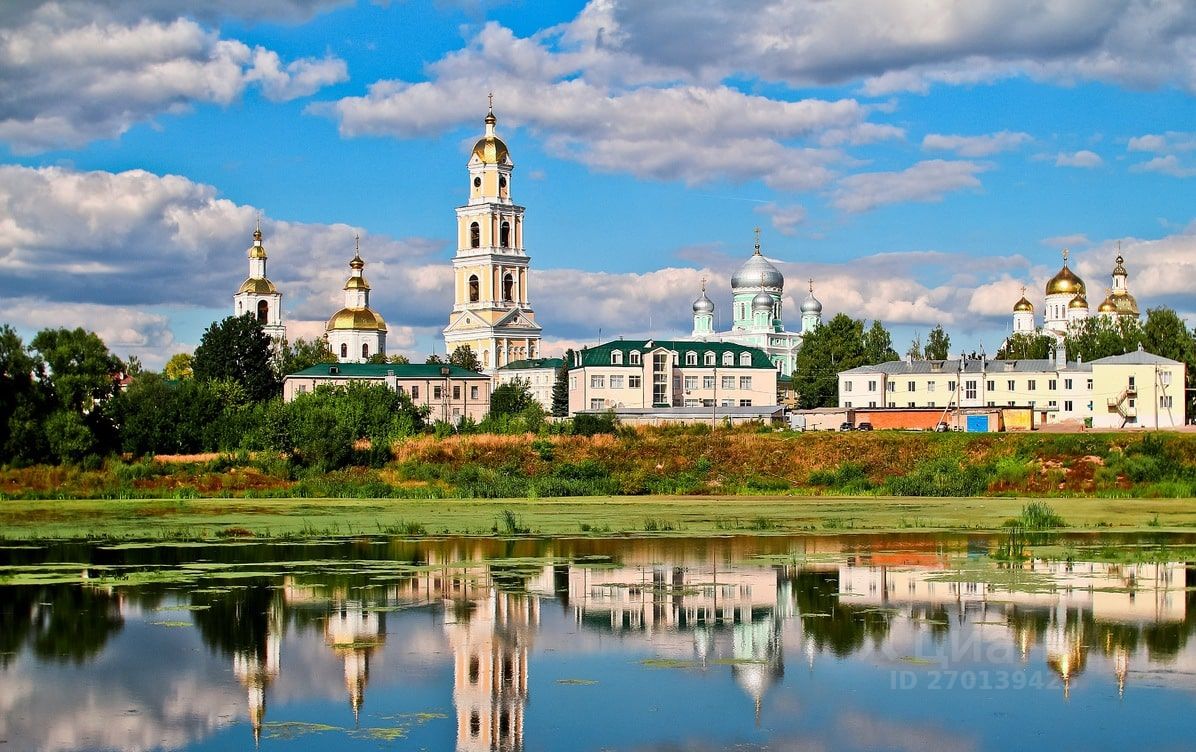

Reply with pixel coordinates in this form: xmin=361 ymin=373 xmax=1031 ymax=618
xmin=2 ymin=494 xmax=1196 ymax=541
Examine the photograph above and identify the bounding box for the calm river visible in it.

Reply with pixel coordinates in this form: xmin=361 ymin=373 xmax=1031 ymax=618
xmin=1 ymin=532 xmax=1194 ymax=751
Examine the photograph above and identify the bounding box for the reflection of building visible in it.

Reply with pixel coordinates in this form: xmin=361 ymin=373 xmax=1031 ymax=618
xmin=325 ymin=602 xmax=386 ymax=722
xmin=231 ymin=605 xmax=282 ymax=745
xmin=446 ymin=591 xmax=536 ymax=752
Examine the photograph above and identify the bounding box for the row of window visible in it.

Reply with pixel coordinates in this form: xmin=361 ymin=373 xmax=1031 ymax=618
xmin=588 ymin=398 xmax=754 ymax=409
xmin=467 ymin=272 xmax=517 ymax=303
xmin=468 ymin=219 xmax=514 ymax=249
xmin=844 ymin=400 xmax=1087 ymax=411
xmin=394 ymin=384 xmax=480 ymax=401
xmin=608 ymin=350 xmax=754 ymax=367
xmin=339 ymin=342 xmax=371 ymax=359
xmin=844 ymin=377 xmax=1091 ymax=393
xmin=585 ymin=374 xmax=754 ymax=391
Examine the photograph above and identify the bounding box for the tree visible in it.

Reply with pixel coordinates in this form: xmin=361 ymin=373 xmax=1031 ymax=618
xmin=193 ymin=315 xmax=279 ymax=402
xmin=1065 ymin=316 xmax=1142 ymax=363
xmin=551 ymin=350 xmax=572 ymax=417
xmin=278 ymin=337 xmax=335 ymax=375
xmin=995 ymin=332 xmax=1054 ymax=360
xmin=490 ymin=378 xmax=535 ymax=418
xmin=1140 ymin=307 xmax=1196 ymax=416
xmin=30 ymin=327 xmax=122 ymax=413
xmin=792 ymin=315 xmax=898 ymax=408
xmin=449 ymin=345 xmax=482 ymax=372
xmin=124 ymin=355 xmax=143 ymax=377
xmin=387 ymin=353 xmax=411 ymax=364
xmin=0 ymin=325 xmax=42 ymax=462
xmin=164 ymin=352 xmax=193 ymax=380
xmin=862 ymin=320 xmax=899 ymax=365
xmin=923 ymin=324 xmax=950 ymax=360
xmin=425 ymin=353 xmax=445 ymax=365
xmin=906 ymin=333 xmax=923 ymax=362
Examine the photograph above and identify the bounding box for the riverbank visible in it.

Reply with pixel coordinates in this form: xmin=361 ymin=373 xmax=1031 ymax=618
xmin=3 ymin=494 xmax=1196 ymax=541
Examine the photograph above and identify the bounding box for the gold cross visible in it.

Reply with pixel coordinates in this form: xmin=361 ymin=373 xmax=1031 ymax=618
xmin=1062 ymin=247 xmax=1069 ymax=265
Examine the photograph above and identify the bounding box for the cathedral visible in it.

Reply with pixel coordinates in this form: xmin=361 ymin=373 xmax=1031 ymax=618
xmin=325 ymin=236 xmax=387 ymax=363
xmin=690 ymin=229 xmax=821 ymax=376
xmin=1011 ymin=248 xmax=1140 ymax=340
xmin=232 ymin=222 xmax=286 ymax=342
xmin=443 ymin=102 xmax=543 ymax=374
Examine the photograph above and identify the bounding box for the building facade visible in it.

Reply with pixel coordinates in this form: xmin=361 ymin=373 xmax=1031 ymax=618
xmin=233 ymin=224 xmax=285 ymax=342
xmin=443 ymin=104 xmax=542 ymax=374
xmin=838 ymin=347 xmax=1185 ymax=429
xmin=689 ymin=230 xmax=821 ymax=376
xmin=326 ymin=239 xmax=387 ymax=363
xmin=567 ymin=339 xmax=778 ymax=414
xmin=495 ymin=357 xmax=563 ymax=411
xmin=283 ymin=363 xmax=492 ymax=423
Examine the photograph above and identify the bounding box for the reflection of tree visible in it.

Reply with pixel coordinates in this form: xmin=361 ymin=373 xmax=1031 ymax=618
xmin=0 ymin=585 xmax=124 ymax=666
xmin=785 ymin=570 xmax=890 ymax=657
xmin=191 ymin=582 xmax=281 ymax=658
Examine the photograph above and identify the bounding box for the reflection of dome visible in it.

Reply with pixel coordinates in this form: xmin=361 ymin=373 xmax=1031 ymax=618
xmin=692 ymin=290 xmax=715 ymax=314
xmin=1068 ymin=294 xmax=1089 ymax=309
xmin=752 ymin=292 xmax=774 ymax=311
xmin=238 ymin=277 xmax=277 ymax=294
xmin=327 ymin=308 xmax=387 ymax=331
xmin=1013 ymin=296 xmax=1033 ymax=313
xmin=732 ymin=250 xmax=784 ymax=291
xmin=1046 ymin=265 xmax=1086 ymax=297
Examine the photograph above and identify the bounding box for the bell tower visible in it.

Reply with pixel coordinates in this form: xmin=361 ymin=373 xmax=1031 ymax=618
xmin=444 ymin=98 xmax=542 ymax=374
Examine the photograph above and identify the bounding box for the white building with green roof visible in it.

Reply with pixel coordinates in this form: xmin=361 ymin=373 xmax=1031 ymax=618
xmin=496 ymin=357 xmax=564 ymax=411
xmin=283 ymin=362 xmax=492 ymax=424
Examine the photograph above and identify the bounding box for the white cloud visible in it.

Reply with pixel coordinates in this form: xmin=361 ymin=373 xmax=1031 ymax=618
xmin=1127 ymin=133 xmax=1196 ymax=176
xmin=1131 ymin=155 xmax=1196 ymax=178
xmin=831 ymin=160 xmax=988 ymax=213
xmin=921 ymin=131 xmax=1031 ymax=157
xmin=754 ymin=203 xmax=807 ymax=236
xmin=0 ymin=14 xmax=347 ymax=152
xmin=1054 ymin=150 xmax=1103 ymax=168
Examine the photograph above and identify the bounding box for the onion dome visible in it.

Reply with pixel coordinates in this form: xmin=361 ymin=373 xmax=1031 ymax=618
xmin=692 ymin=286 xmax=715 ymax=314
xmin=343 ymin=275 xmax=370 ymax=291
xmin=1013 ymin=296 xmax=1034 ymax=313
xmin=801 ymin=279 xmax=822 ymax=314
xmin=238 ymin=277 xmax=277 ymax=294
xmin=471 ymin=103 xmax=510 ymax=165
xmin=732 ymin=231 xmax=784 ymax=291
xmin=1098 ymin=295 xmax=1118 ymax=314
xmin=327 ymin=308 xmax=387 ymax=332
xmin=349 ymin=252 xmax=364 ymax=271
xmin=1046 ymin=249 xmax=1086 ymax=296
xmin=1068 ymin=293 xmax=1089 ymax=310
xmin=752 ymin=291 xmax=774 ymax=311
xmin=248 ymin=226 xmax=267 ymax=260
xmin=1109 ymin=291 xmax=1140 ymax=316
xmin=1113 ymin=254 xmax=1127 ymax=276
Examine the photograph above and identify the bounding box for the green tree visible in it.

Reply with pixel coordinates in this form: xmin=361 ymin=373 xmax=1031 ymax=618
xmin=30 ymin=327 xmax=122 ymax=413
xmin=1066 ymin=316 xmax=1142 ymax=362
xmin=425 ymin=353 xmax=445 ymax=365
xmin=1140 ymin=307 xmax=1196 ymax=416
xmin=862 ymin=320 xmax=899 ymax=365
xmin=387 ymin=353 xmax=411 ymax=364
xmin=995 ymin=332 xmax=1055 ymax=360
xmin=449 ymin=345 xmax=482 ymax=372
xmin=278 ymin=337 xmax=334 ymax=375
xmin=164 ymin=352 xmax=193 ymax=380
xmin=923 ymin=324 xmax=951 ymax=360
xmin=0 ymin=325 xmax=44 ymax=462
xmin=45 ymin=410 xmax=99 ymax=464
xmin=791 ymin=314 xmax=865 ymax=409
xmin=551 ymin=350 xmax=572 ymax=417
xmin=906 ymin=333 xmax=923 ymax=362
xmin=490 ymin=378 xmax=535 ymax=418
xmin=193 ymin=315 xmax=279 ymax=402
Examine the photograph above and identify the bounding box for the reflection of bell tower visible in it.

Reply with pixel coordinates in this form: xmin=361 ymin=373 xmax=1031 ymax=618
xmin=325 ymin=602 xmax=386 ymax=723
xmin=443 ymin=98 xmax=542 ymax=374
xmin=232 ymin=604 xmax=282 ymax=746
xmin=1045 ymin=605 xmax=1087 ymax=700
xmin=446 ymin=591 xmax=536 ymax=752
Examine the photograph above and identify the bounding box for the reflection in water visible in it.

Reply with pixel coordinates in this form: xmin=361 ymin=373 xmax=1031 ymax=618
xmin=1 ymin=535 xmax=1195 ymax=751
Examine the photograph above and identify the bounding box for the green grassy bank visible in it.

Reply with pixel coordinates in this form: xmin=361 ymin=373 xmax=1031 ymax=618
xmin=3 ymin=494 xmax=1196 ymax=541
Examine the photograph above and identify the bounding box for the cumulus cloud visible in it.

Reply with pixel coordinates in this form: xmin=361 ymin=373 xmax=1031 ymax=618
xmin=1131 ymin=155 xmax=1196 ymax=178
xmin=831 ymin=160 xmax=988 ymax=213
xmin=0 ymin=11 xmax=347 ymax=152
xmin=1126 ymin=133 xmax=1196 ymax=176
xmin=1054 ymin=150 xmax=1103 ymax=168
xmin=754 ymin=203 xmax=807 ymax=236
xmin=921 ymin=131 xmax=1031 ymax=157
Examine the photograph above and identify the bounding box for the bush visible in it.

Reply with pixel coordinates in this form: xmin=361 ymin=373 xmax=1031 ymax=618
xmin=886 ymin=456 xmax=993 ymax=497
xmin=572 ymin=411 xmax=618 ymax=436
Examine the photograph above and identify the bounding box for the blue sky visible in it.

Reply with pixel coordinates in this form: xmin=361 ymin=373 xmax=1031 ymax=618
xmin=1 ymin=0 xmax=1194 ymax=366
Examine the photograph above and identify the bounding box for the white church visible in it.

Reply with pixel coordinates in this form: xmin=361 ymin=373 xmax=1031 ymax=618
xmin=1011 ymin=248 xmax=1140 ymax=340
xmin=232 ymin=223 xmax=286 ymax=342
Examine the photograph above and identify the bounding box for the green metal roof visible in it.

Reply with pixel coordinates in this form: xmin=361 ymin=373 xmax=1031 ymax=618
xmin=498 ymin=357 xmax=564 ymax=371
xmin=287 ymin=362 xmax=489 ymax=379
xmin=577 ymin=339 xmax=773 ymax=369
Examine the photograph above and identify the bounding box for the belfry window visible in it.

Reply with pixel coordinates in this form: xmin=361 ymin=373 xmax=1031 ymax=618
xmin=500 ymin=221 xmax=511 ymax=247
xmin=468 ymin=274 xmax=479 ymax=303
xmin=256 ymin=300 xmax=268 ymax=323
xmin=503 ymin=273 xmax=514 ymax=302
xmin=362 ymin=343 xmax=369 ymax=359
xmin=473 ymin=177 xmax=481 ymax=188
xmin=470 ymin=222 xmax=480 ymax=248
xmin=340 ymin=343 xmax=348 ymax=358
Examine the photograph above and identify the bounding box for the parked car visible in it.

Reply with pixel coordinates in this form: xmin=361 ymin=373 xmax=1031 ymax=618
xmin=856 ymin=422 xmax=873 ymax=431
xmin=839 ymin=422 xmax=854 ymax=431
xmin=935 ymin=422 xmax=950 ymax=432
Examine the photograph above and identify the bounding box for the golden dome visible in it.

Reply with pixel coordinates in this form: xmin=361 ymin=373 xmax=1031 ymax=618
xmin=343 ymin=275 xmax=370 ymax=291
xmin=1109 ymin=291 xmax=1139 ymax=316
xmin=1098 ymin=296 xmax=1118 ymax=313
xmin=248 ymin=244 xmax=267 ymax=261
xmin=238 ymin=277 xmax=277 ymax=294
xmin=1113 ymin=254 xmax=1127 ymax=276
xmin=326 ymin=307 xmax=387 ymax=332
xmin=1046 ymin=265 xmax=1086 ymax=297
xmin=1068 ymin=293 xmax=1089 ymax=309
xmin=1013 ymin=296 xmax=1034 ymax=313
xmin=471 ymin=135 xmax=509 ymax=165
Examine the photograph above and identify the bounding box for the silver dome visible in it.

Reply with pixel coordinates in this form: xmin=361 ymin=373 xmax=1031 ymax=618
xmin=692 ymin=291 xmax=715 ymax=314
xmin=731 ymin=249 xmax=784 ymax=291
xmin=800 ymin=293 xmax=822 ymax=314
xmin=751 ymin=291 xmax=774 ymax=310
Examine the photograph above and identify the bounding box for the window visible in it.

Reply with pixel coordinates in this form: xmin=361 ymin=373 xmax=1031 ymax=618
xmin=471 ymin=386 xmax=479 ymax=400
xmin=611 ymin=350 xmax=622 ymax=365
xmin=1064 ymin=400 xmax=1073 ymax=411
xmin=1006 ymin=379 xmax=1015 ymax=391
xmin=908 ymin=401 xmax=916 ymax=408
xmin=721 ymin=399 xmax=734 ymax=407
xmin=907 ymin=380 xmax=915 ymax=392
xmin=412 ymin=386 xmax=419 ymax=399
xmin=721 ymin=375 xmax=735 ymax=390
xmin=256 ymin=300 xmax=268 ymax=323
xmin=1129 ymin=376 xmax=1136 ymax=389
xmin=1087 ymin=378 xmax=1093 ymax=389
xmin=704 ymin=352 xmax=715 ymax=366
xmin=433 ymin=385 xmax=443 ymax=399
xmin=590 ymin=375 xmax=605 ymax=388
xmin=472 ymin=177 xmax=481 ymax=189
xmin=685 ymin=352 xmax=697 ymax=366
xmin=453 ymin=385 xmax=461 ymax=399
xmin=1161 ymin=371 xmax=1173 ymax=385
xmin=362 ymin=343 xmax=369 ymax=359
xmin=1048 ymin=400 xmax=1057 ymax=408
xmin=703 ymin=375 xmax=715 ymax=389
xmin=500 ymin=221 xmax=511 ymax=247
xmin=1064 ymin=378 xmax=1073 ymax=389
xmin=739 ymin=399 xmax=752 ymax=407
xmin=629 ymin=374 xmax=641 ymax=388
xmin=569 ymin=376 xmax=577 ymax=390
xmin=928 ymin=401 xmax=935 ymax=407
xmin=652 ymin=352 xmax=668 ymax=405
xmin=986 ymin=380 xmax=994 ymax=391
xmin=739 ymin=376 xmax=752 ymax=390
xmin=590 ymin=398 xmax=605 ymax=410
xmin=867 ymin=380 xmax=877 ymax=391
xmin=845 ymin=401 xmax=853 ymax=408
xmin=503 ymin=273 xmax=514 ymax=302
xmin=470 ymin=711 xmax=480 ymax=738
xmin=468 ymin=274 xmax=479 ymax=302
xmin=868 ymin=401 xmax=876 ymax=408
xmin=965 ymin=380 xmax=977 ymax=400
xmin=887 ymin=382 xmax=896 ymax=392
xmin=722 ymin=352 xmax=734 ymax=366
xmin=739 ymin=352 xmax=751 ymax=366
xmin=1028 ymin=379 xmax=1037 ymax=391
xmin=469 ymin=222 xmax=480 ymax=248
xmin=629 ymin=351 xmax=641 ymax=365
xmin=500 ymin=175 xmax=507 ymax=189
xmin=845 ymin=380 xmax=853 ymax=392
xmin=1162 ymin=395 xmax=1173 ymax=408
xmin=928 ymin=381 xmax=936 ymax=392
xmin=610 ymin=375 xmax=624 ymax=389
xmin=1048 ymin=379 xmax=1057 ymax=391
xmin=395 ymin=386 xmax=405 ymax=395
xmin=888 ymin=401 xmax=896 ymax=408
xmin=340 ymin=343 xmax=348 ymax=358
xmin=948 ymin=380 xmax=956 ymax=392
xmin=684 ymin=376 xmax=698 ymax=390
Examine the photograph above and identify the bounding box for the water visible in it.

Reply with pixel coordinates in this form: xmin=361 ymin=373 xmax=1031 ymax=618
xmin=1 ymin=533 xmax=1194 ymax=751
